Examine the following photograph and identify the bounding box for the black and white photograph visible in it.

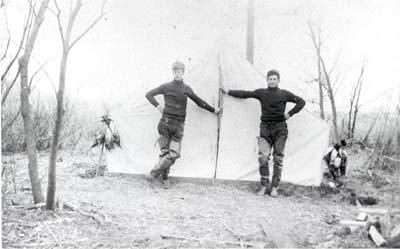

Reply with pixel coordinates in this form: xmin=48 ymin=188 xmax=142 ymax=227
xmin=1 ymin=0 xmax=400 ymax=248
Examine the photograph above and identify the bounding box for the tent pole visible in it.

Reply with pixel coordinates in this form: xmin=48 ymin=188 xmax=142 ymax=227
xmin=246 ymin=0 xmax=255 ymax=64
xmin=214 ymin=53 xmax=224 ymax=180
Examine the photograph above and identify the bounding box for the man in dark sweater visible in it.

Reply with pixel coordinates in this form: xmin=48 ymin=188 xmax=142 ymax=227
xmin=222 ymin=69 xmax=305 ymax=197
xmin=145 ymin=61 xmax=220 ymax=188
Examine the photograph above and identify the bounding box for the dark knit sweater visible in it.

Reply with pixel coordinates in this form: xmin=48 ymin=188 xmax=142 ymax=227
xmin=145 ymin=80 xmax=215 ymax=121
xmin=228 ymin=87 xmax=305 ymax=122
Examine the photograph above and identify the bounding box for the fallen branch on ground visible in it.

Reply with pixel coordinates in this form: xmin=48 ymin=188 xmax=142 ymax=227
xmin=382 ymin=155 xmax=400 ymax=164
xmin=26 ymin=202 xmax=46 ymax=210
xmin=358 ymin=207 xmax=400 ymax=215
xmin=43 ymin=221 xmax=63 ymax=249
xmin=160 ymin=234 xmax=261 ymax=248
xmin=3 ymin=218 xmax=36 ymax=227
xmin=224 ymin=223 xmax=244 ymax=248
xmin=63 ymin=202 xmax=103 ymax=225
xmin=8 ymin=238 xmax=89 ymax=248
xmin=339 ymin=220 xmax=367 ymax=227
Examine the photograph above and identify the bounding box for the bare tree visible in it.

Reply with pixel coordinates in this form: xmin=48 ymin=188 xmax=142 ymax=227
xmin=307 ymin=21 xmax=325 ymax=120
xmin=46 ymin=0 xmax=105 ymax=210
xmin=18 ymin=0 xmax=51 ymax=204
xmin=308 ymin=21 xmax=339 ymax=140
xmin=347 ymin=59 xmax=366 ymax=139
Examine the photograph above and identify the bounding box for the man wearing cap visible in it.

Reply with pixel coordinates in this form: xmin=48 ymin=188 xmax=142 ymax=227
xmin=221 ymin=69 xmax=305 ymax=197
xmin=145 ymin=61 xmax=220 ymax=188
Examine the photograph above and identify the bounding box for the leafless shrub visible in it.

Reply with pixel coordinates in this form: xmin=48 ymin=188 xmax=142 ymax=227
xmin=1 ymin=91 xmax=102 ymax=154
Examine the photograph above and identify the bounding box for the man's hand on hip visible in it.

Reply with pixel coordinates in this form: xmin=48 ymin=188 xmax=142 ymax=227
xmin=284 ymin=113 xmax=291 ymax=120
xmin=156 ymin=105 xmax=164 ymax=114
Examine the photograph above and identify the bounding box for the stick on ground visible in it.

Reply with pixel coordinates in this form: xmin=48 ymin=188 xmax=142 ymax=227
xmin=160 ymin=234 xmax=260 ymax=248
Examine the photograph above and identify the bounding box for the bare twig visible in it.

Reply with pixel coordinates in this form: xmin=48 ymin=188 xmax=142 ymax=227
xmin=224 ymin=223 xmax=244 ymax=248
xmin=1 ymin=0 xmax=33 ymax=82
xmin=160 ymin=234 xmax=259 ymax=247
xmin=28 ymin=57 xmax=52 ymax=89
xmin=2 ymin=67 xmax=21 ymax=105
xmin=328 ymin=49 xmax=342 ymax=76
xmin=26 ymin=202 xmax=46 ymax=210
xmin=382 ymin=155 xmax=400 ymax=164
xmin=52 ymin=0 xmax=65 ymax=47
xmin=30 ymin=55 xmax=58 ymax=96
xmin=63 ymin=202 xmax=104 ymax=225
xmin=43 ymin=221 xmax=63 ymax=249
xmin=1 ymin=8 xmax=11 ymax=61
xmin=3 ymin=218 xmax=36 ymax=227
xmin=69 ymin=1 xmax=106 ymax=49
xmin=7 ymin=239 xmax=99 ymax=247
xmin=25 ymin=0 xmax=38 ymax=17
xmin=24 ymin=0 xmax=36 ymax=44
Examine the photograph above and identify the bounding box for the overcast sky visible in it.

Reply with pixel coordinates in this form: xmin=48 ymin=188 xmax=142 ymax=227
xmin=1 ymin=0 xmax=400 ymax=112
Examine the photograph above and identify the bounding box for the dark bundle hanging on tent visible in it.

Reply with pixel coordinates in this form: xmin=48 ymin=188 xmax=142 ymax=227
xmin=91 ymin=114 xmax=121 ymax=151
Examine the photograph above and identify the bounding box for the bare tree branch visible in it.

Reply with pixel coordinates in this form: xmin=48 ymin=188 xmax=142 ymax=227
xmin=350 ymin=59 xmax=366 ymax=137
xmin=1 ymin=8 xmax=11 ymax=61
xmin=1 ymin=67 xmax=21 ymax=105
xmin=25 ymin=0 xmax=37 ymax=16
xmin=1 ymin=2 xmax=33 ymax=82
xmin=333 ymin=71 xmax=347 ymax=95
xmin=69 ymin=1 xmax=106 ymax=49
xmin=24 ymin=0 xmax=37 ymax=43
xmin=28 ymin=58 xmax=51 ymax=89
xmin=52 ymin=0 xmax=66 ymax=47
xmin=328 ymin=49 xmax=341 ymax=75
xmin=46 ymin=5 xmax=57 ymax=16
xmin=1 ymin=107 xmax=21 ymax=136
xmin=30 ymin=55 xmax=58 ymax=96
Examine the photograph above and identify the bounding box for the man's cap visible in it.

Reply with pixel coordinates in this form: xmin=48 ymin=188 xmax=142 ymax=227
xmin=172 ymin=61 xmax=185 ymax=70
xmin=267 ymin=69 xmax=280 ymax=80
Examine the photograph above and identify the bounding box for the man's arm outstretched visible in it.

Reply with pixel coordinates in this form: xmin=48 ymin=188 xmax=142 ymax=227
xmin=188 ymin=88 xmax=220 ymax=114
xmin=227 ymin=89 xmax=259 ymax=99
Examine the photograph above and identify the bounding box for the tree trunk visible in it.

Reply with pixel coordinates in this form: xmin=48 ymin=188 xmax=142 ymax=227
xmin=320 ymin=56 xmax=339 ymax=140
xmin=47 ymin=52 xmax=68 ymax=210
xmin=351 ymin=65 xmax=365 ymax=138
xmin=47 ymin=0 xmax=81 ymax=211
xmin=318 ymin=57 xmax=325 ymax=119
xmin=18 ymin=0 xmax=50 ymax=204
xmin=46 ymin=0 xmax=104 ymax=210
xmin=308 ymin=21 xmax=325 ymax=120
xmin=348 ymin=97 xmax=354 ymax=138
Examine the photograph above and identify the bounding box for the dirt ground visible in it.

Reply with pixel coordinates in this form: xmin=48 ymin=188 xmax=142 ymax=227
xmin=2 ymin=147 xmax=400 ymax=248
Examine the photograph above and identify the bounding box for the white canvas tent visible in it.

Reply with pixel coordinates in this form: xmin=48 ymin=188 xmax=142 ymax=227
xmin=106 ymin=42 xmax=330 ymax=186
